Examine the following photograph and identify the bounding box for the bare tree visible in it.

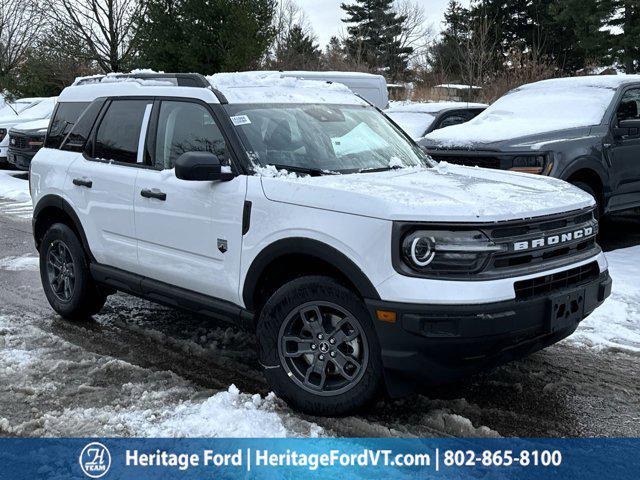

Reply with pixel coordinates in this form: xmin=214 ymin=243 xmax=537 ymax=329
xmin=269 ymin=0 xmax=313 ymax=62
xmin=394 ymin=0 xmax=433 ymax=64
xmin=48 ymin=0 xmax=144 ymax=73
xmin=0 ymin=0 xmax=44 ymax=76
xmin=453 ymin=14 xmax=496 ymax=94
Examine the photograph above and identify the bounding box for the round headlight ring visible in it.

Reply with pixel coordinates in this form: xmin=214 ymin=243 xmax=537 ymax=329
xmin=410 ymin=236 xmax=436 ymax=267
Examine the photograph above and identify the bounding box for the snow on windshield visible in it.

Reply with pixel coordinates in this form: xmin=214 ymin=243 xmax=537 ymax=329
xmin=426 ymin=76 xmax=633 ymax=145
xmin=386 ymin=111 xmax=435 ymax=140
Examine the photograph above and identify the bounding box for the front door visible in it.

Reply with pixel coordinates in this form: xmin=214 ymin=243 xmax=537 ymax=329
xmin=608 ymin=87 xmax=640 ymax=209
xmin=133 ymin=99 xmax=247 ymax=304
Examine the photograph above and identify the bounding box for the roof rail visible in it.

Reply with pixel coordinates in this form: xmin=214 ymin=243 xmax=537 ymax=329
xmin=75 ymin=72 xmax=210 ymax=88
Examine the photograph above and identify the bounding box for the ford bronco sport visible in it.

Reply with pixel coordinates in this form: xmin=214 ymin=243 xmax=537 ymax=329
xmin=31 ymin=72 xmax=611 ymax=415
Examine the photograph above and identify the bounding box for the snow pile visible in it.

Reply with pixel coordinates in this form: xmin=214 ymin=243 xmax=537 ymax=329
xmin=568 ymin=245 xmax=640 ymax=354
xmin=0 ymin=314 xmax=323 ymax=438
xmin=388 ymin=101 xmax=487 ymax=113
xmin=0 ymin=255 xmax=39 ymax=271
xmin=253 ymin=164 xmax=300 ymax=179
xmin=207 ymin=71 xmax=367 ymax=105
xmin=426 ymin=75 xmax=640 ymax=145
xmin=0 ymin=171 xmax=31 ymax=203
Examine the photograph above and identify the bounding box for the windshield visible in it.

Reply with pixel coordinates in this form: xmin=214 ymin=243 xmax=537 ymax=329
xmin=0 ymin=101 xmax=34 ymax=117
xmin=225 ymin=104 xmax=430 ymax=173
xmin=386 ymin=111 xmax=435 ymax=140
xmin=19 ymin=98 xmax=56 ymax=119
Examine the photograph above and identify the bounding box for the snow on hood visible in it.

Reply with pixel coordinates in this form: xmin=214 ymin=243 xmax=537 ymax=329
xmin=260 ymin=163 xmax=594 ymax=222
xmin=425 ymin=75 xmax=640 ymax=147
xmin=207 ymin=71 xmax=368 ymax=105
xmin=10 ymin=117 xmax=50 ymax=132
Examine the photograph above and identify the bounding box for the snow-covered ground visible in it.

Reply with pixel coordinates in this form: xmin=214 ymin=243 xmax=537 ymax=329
xmin=0 ymin=171 xmax=31 ymax=203
xmin=565 ymin=245 xmax=640 ymax=353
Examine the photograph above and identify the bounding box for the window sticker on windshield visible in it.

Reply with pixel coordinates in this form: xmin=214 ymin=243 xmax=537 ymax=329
xmin=230 ymin=115 xmax=251 ymax=126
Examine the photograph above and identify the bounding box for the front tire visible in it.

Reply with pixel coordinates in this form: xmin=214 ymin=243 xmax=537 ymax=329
xmin=257 ymin=276 xmax=383 ymax=416
xmin=39 ymin=223 xmax=107 ymax=320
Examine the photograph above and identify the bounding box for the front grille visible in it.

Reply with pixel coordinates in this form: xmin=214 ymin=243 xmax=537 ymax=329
xmin=430 ymin=154 xmax=501 ymax=169
xmin=10 ymin=134 xmax=27 ymax=150
xmin=514 ymin=262 xmax=600 ymax=300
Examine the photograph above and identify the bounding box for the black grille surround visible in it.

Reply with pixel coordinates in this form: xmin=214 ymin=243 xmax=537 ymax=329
xmin=9 ymin=132 xmax=28 ymax=150
xmin=392 ymin=207 xmax=601 ymax=281
xmin=429 ymin=153 xmax=503 ymax=169
xmin=514 ymin=262 xmax=600 ymax=300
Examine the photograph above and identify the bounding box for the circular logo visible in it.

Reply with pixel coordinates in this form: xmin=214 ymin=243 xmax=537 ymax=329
xmin=79 ymin=442 xmax=111 ymax=478
xmin=319 ymin=341 xmax=330 ymax=353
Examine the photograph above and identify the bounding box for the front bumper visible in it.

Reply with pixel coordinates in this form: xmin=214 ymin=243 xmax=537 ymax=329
xmin=366 ymin=270 xmax=612 ymax=397
xmin=7 ymin=149 xmax=36 ymax=171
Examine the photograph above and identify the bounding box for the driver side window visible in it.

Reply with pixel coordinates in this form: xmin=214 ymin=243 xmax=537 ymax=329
xmin=154 ymin=101 xmax=227 ymax=170
xmin=617 ymin=89 xmax=640 ymax=122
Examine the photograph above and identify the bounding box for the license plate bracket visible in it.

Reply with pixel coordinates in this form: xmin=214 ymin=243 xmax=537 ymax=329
xmin=548 ymin=288 xmax=586 ymax=333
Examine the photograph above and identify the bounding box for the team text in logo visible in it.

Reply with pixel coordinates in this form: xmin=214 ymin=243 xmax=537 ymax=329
xmin=513 ymin=226 xmax=594 ymax=251
xmin=79 ymin=442 xmax=111 ymax=478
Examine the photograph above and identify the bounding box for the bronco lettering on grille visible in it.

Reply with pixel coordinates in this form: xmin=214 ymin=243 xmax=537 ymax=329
xmin=513 ymin=227 xmax=594 ymax=251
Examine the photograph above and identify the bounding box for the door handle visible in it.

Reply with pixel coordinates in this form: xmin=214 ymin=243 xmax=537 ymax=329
xmin=72 ymin=178 xmax=92 ymax=188
xmin=140 ymin=188 xmax=167 ymax=201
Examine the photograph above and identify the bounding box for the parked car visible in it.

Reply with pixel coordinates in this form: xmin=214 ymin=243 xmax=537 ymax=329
xmin=7 ymin=118 xmax=50 ymax=170
xmin=0 ymin=97 xmax=56 ymax=166
xmin=280 ymin=71 xmax=389 ymax=109
xmin=385 ymin=101 xmax=487 ymax=141
xmin=30 ymin=71 xmax=610 ymax=415
xmin=421 ymin=75 xmax=640 ymax=218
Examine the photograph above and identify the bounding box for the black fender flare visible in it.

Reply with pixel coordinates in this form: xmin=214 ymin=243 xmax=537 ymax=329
xmin=242 ymin=237 xmax=380 ymax=310
xmin=557 ymin=157 xmax=609 ymax=192
xmin=33 ymin=194 xmax=94 ymax=260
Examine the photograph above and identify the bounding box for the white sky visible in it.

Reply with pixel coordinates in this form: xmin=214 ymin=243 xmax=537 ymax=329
xmin=298 ymin=0 xmax=471 ymax=48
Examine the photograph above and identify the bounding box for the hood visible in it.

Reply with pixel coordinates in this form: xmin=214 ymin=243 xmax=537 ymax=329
xmin=259 ymin=164 xmax=594 ymax=223
xmin=420 ymin=126 xmax=593 ymax=152
xmin=10 ymin=118 xmax=50 ymax=134
xmin=0 ymin=115 xmax=49 ymax=129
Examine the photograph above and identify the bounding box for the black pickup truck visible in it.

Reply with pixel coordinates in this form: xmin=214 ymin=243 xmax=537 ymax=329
xmin=420 ymin=76 xmax=640 ymax=218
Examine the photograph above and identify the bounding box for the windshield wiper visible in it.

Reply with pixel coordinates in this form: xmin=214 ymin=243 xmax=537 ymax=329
xmin=267 ymin=163 xmax=339 ymax=177
xmin=358 ymin=165 xmax=403 ymax=174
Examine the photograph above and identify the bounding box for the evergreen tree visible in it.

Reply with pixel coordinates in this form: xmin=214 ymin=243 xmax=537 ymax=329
xmin=602 ymin=0 xmax=640 ymax=72
xmin=136 ymin=0 xmax=276 ymax=74
xmin=340 ymin=0 xmax=413 ymax=80
xmin=273 ymin=25 xmax=322 ymax=69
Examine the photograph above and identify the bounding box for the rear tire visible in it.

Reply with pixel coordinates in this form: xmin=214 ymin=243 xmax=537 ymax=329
xmin=39 ymin=223 xmax=107 ymax=321
xmin=257 ymin=276 xmax=383 ymax=416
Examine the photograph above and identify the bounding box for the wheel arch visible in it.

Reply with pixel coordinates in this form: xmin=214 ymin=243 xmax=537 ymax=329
xmin=33 ymin=195 xmax=93 ymax=260
xmin=243 ymin=237 xmax=380 ymax=313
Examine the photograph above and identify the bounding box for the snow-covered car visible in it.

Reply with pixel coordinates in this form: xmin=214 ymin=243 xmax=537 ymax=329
xmin=385 ymin=101 xmax=487 ymax=141
xmin=0 ymin=97 xmax=56 ymax=166
xmin=421 ymin=76 xmax=640 ymax=218
xmin=30 ymin=71 xmax=611 ymax=416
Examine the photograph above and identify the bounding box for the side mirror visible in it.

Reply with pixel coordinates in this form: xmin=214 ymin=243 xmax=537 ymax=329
xmin=174 ymin=151 xmax=235 ymax=181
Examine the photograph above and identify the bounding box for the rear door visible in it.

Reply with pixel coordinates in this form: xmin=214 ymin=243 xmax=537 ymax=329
xmin=133 ymin=99 xmax=247 ymax=304
xmin=65 ymin=98 xmax=153 ymax=271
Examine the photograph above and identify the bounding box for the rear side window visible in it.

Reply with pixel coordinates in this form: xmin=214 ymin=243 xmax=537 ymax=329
xmin=45 ymin=102 xmax=90 ymax=148
xmin=93 ymin=100 xmax=150 ymax=163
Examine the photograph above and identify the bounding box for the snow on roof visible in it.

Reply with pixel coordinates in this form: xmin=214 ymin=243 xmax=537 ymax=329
xmin=387 ymin=101 xmax=488 ymax=113
xmin=10 ymin=117 xmax=50 ymax=132
xmin=207 ymin=71 xmax=368 ymax=105
xmin=425 ymin=75 xmax=640 ymax=146
xmin=435 ymin=84 xmax=482 ymax=90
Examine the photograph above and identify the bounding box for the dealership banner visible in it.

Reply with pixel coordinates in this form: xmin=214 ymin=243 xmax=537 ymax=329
xmin=0 ymin=438 xmax=638 ymax=479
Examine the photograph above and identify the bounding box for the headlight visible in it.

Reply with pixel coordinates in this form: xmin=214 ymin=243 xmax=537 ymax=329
xmin=510 ymin=155 xmax=550 ymax=174
xmin=28 ymin=136 xmax=44 ymax=147
xmin=0 ymin=128 xmax=6 ymax=142
xmin=401 ymin=230 xmax=505 ymax=275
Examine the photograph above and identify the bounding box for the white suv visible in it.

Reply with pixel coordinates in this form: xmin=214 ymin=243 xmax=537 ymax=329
xmin=30 ymin=72 xmax=611 ymax=415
